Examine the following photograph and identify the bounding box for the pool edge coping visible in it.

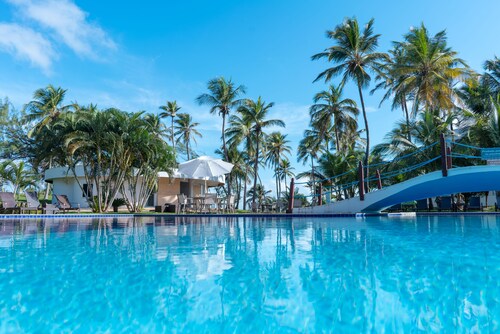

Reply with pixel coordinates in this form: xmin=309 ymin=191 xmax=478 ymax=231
xmin=2 ymin=211 xmax=500 ymax=219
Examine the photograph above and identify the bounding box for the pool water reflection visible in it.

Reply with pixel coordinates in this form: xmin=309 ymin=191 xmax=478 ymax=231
xmin=0 ymin=215 xmax=499 ymax=332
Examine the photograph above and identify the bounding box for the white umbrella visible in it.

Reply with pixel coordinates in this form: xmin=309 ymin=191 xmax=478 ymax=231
xmin=178 ymin=156 xmax=233 ymax=190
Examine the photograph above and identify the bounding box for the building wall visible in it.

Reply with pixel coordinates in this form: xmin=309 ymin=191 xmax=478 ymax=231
xmin=52 ymin=177 xmax=93 ymax=208
xmin=156 ymin=178 xmax=181 ymax=206
xmin=156 ymin=178 xmax=204 ymax=206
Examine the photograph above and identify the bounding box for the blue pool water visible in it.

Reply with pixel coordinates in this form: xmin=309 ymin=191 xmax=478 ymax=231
xmin=0 ymin=215 xmax=499 ymax=333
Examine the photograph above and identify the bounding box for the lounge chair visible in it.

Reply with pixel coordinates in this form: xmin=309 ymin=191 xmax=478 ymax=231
xmin=416 ymin=199 xmax=429 ymax=212
xmin=55 ymin=195 xmax=81 ymax=213
xmin=22 ymin=191 xmax=41 ymax=214
xmin=438 ymin=196 xmax=454 ymax=212
xmin=293 ymin=198 xmax=303 ymax=209
xmin=467 ymin=196 xmax=482 ymax=211
xmin=0 ymin=192 xmax=21 ymax=214
xmin=43 ymin=203 xmax=60 ymax=214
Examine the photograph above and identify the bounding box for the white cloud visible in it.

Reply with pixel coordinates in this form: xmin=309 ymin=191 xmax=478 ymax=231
xmin=0 ymin=23 xmax=56 ymax=73
xmin=5 ymin=0 xmax=115 ymax=60
xmin=366 ymin=106 xmax=379 ymax=113
xmin=268 ymin=103 xmax=310 ymax=135
xmin=9 ymin=0 xmax=116 ymax=56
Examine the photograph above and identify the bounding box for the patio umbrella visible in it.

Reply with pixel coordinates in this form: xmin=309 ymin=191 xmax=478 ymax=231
xmin=178 ymin=156 xmax=234 ymax=190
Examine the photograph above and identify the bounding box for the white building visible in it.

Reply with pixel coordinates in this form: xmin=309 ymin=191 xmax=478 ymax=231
xmin=44 ymin=166 xmax=224 ymax=209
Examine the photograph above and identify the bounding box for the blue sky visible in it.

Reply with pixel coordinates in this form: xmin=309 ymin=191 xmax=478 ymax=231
xmin=1 ymin=0 xmax=500 ymax=195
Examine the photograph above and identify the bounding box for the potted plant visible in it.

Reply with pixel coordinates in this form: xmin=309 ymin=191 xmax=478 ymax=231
xmin=112 ymin=198 xmax=126 ymax=212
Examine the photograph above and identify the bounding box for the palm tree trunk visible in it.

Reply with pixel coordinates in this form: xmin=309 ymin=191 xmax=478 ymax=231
xmin=243 ymin=169 xmax=248 ymax=210
xmin=171 ymin=116 xmax=175 ymax=149
xmin=334 ymin=126 xmax=340 ymax=152
xmin=402 ymin=96 xmax=412 ymax=143
xmin=311 ymin=157 xmax=315 ymax=205
xmin=186 ymin=140 xmax=190 ymax=160
xmin=236 ymin=176 xmax=241 ymax=209
xmin=357 ymin=84 xmax=370 ymax=189
xmin=44 ymin=157 xmax=53 ymax=200
xmin=252 ymin=132 xmax=260 ymax=211
xmin=222 ymin=113 xmax=232 ymax=197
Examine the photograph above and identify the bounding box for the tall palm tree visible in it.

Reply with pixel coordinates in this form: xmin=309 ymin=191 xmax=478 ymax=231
xmin=238 ymin=97 xmax=285 ymax=210
xmin=226 ymin=114 xmax=255 ymax=208
xmin=196 ymin=77 xmax=246 ymax=196
xmin=276 ymin=158 xmax=295 ymax=194
xmin=25 ymin=85 xmax=71 ymax=136
xmin=159 ymin=100 xmax=181 ymax=150
xmin=392 ymin=24 xmax=470 ymax=118
xmin=265 ymin=132 xmax=292 ymax=201
xmin=174 ymin=113 xmax=202 ymax=160
xmin=196 ymin=77 xmax=246 ymax=161
xmin=312 ymin=17 xmax=388 ymax=169
xmin=309 ymin=84 xmax=359 ymax=151
xmin=372 ymin=44 xmax=414 ymax=142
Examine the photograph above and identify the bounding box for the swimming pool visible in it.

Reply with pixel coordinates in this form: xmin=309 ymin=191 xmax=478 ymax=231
xmin=0 ymin=215 xmax=498 ymax=332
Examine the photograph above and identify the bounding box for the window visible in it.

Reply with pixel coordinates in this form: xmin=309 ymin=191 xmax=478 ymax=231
xmin=82 ymin=184 xmax=93 ymax=198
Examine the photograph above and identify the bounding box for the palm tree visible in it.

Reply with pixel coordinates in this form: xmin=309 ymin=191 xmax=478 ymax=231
xmin=174 ymin=113 xmax=202 ymax=160
xmin=246 ymin=184 xmax=272 ymax=209
xmin=297 ymin=129 xmax=324 ymax=200
xmin=276 ymin=158 xmax=295 ymax=194
xmin=318 ymin=150 xmax=362 ymax=199
xmin=482 ymin=57 xmax=500 ymax=97
xmin=265 ymin=132 xmax=291 ymax=201
xmin=238 ymin=97 xmax=285 ymax=210
xmin=196 ymin=77 xmax=246 ymax=161
xmin=3 ymin=160 xmax=37 ymax=198
xmin=391 ymin=24 xmax=470 ymax=118
xmin=159 ymin=100 xmax=181 ymax=150
xmin=225 ymin=114 xmax=255 ymax=208
xmin=25 ymin=85 xmax=71 ymax=136
xmin=372 ymin=109 xmax=454 ymax=182
xmin=372 ymin=44 xmax=414 ymax=142
xmin=196 ymin=77 xmax=246 ymax=196
xmin=467 ymin=94 xmax=500 ymax=148
xmin=312 ymin=17 xmax=388 ymax=170
xmin=309 ymin=84 xmax=359 ymax=151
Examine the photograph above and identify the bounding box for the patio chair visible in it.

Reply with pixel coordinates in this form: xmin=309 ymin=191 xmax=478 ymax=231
xmin=416 ymin=199 xmax=429 ymax=212
xmin=55 ymin=194 xmax=81 ymax=213
xmin=22 ymin=190 xmax=41 ymax=214
xmin=0 ymin=192 xmax=21 ymax=214
xmin=275 ymin=199 xmax=286 ymax=213
xmin=201 ymin=193 xmax=218 ymax=214
xmin=224 ymin=195 xmax=235 ymax=213
xmin=176 ymin=194 xmax=195 ymax=214
xmin=467 ymin=196 xmax=482 ymax=211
